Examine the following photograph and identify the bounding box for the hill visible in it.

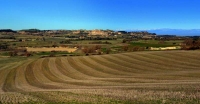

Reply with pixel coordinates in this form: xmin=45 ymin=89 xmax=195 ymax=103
xmin=0 ymin=51 xmax=200 ymax=103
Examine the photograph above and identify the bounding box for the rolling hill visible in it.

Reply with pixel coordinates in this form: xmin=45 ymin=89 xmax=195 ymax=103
xmin=0 ymin=50 xmax=200 ymax=103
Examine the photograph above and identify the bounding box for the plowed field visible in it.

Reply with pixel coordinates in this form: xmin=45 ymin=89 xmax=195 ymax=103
xmin=0 ymin=51 xmax=200 ymax=103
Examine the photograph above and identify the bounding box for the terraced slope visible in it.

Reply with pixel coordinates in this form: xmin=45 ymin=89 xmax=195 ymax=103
xmin=0 ymin=51 xmax=200 ymax=103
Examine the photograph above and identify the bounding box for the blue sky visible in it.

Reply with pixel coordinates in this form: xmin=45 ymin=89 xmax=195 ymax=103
xmin=0 ymin=0 xmax=200 ymax=30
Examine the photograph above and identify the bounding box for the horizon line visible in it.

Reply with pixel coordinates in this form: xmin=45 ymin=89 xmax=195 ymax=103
xmin=1 ymin=28 xmax=200 ymax=31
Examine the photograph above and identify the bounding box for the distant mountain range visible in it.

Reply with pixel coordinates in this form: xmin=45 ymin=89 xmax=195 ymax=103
xmin=128 ymin=29 xmax=200 ymax=36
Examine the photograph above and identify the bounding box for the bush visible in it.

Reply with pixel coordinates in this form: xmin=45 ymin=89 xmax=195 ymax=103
xmin=82 ymin=45 xmax=102 ymax=55
xmin=181 ymin=39 xmax=200 ymax=50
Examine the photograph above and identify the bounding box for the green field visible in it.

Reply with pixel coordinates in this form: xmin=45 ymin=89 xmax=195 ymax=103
xmin=130 ymin=40 xmax=182 ymax=47
xmin=0 ymin=50 xmax=200 ymax=103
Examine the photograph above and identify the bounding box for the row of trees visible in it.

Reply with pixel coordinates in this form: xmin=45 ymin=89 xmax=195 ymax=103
xmin=8 ymin=48 xmax=32 ymax=57
xmin=81 ymin=44 xmax=146 ymax=56
xmin=82 ymin=45 xmax=102 ymax=55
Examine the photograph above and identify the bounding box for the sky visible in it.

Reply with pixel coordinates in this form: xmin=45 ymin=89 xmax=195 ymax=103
xmin=0 ymin=0 xmax=200 ymax=30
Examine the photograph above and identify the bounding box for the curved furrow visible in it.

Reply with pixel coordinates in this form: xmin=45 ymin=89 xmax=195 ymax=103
xmin=48 ymin=58 xmax=74 ymax=80
xmin=31 ymin=59 xmax=53 ymax=83
xmin=149 ymin=51 xmax=200 ymax=67
xmin=41 ymin=58 xmax=92 ymax=88
xmin=90 ymin=55 xmax=155 ymax=73
xmin=79 ymin=56 xmax=129 ymax=76
xmin=74 ymin=57 xmax=123 ymax=78
xmin=166 ymin=51 xmax=200 ymax=63
xmin=158 ymin=51 xmax=200 ymax=57
xmin=25 ymin=59 xmax=62 ymax=89
xmin=139 ymin=52 xmax=200 ymax=69
xmin=73 ymin=57 xmax=111 ymax=78
xmin=121 ymin=53 xmax=198 ymax=71
xmin=50 ymin=58 xmax=124 ymax=87
xmin=66 ymin=57 xmax=103 ymax=78
xmin=108 ymin=54 xmax=173 ymax=72
xmin=100 ymin=54 xmax=200 ymax=79
xmin=148 ymin=51 xmax=198 ymax=65
xmin=15 ymin=60 xmax=44 ymax=92
xmin=0 ymin=69 xmax=10 ymax=93
xmin=0 ymin=65 xmax=12 ymax=71
xmin=0 ymin=68 xmax=12 ymax=92
xmin=123 ymin=52 xmax=199 ymax=70
xmin=89 ymin=56 xmax=142 ymax=74
xmin=152 ymin=52 xmax=198 ymax=66
xmin=91 ymin=56 xmax=148 ymax=73
xmin=60 ymin=57 xmax=92 ymax=80
xmin=29 ymin=59 xmax=106 ymax=87
xmin=55 ymin=57 xmax=115 ymax=87
xmin=41 ymin=58 xmax=69 ymax=83
xmin=2 ymin=68 xmax=21 ymax=92
xmin=48 ymin=58 xmax=103 ymax=87
xmin=1 ymin=61 xmax=28 ymax=92
xmin=110 ymin=54 xmax=172 ymax=71
xmin=0 ymin=62 xmax=25 ymax=92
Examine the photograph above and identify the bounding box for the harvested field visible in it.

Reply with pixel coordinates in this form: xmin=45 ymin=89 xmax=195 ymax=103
xmin=0 ymin=50 xmax=200 ymax=103
xmin=26 ymin=47 xmax=77 ymax=52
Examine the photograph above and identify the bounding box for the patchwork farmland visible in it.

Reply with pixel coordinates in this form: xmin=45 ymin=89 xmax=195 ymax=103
xmin=0 ymin=51 xmax=200 ymax=103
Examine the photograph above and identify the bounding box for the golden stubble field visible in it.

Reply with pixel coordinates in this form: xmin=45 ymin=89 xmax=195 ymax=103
xmin=0 ymin=50 xmax=200 ymax=103
xmin=26 ymin=47 xmax=77 ymax=52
